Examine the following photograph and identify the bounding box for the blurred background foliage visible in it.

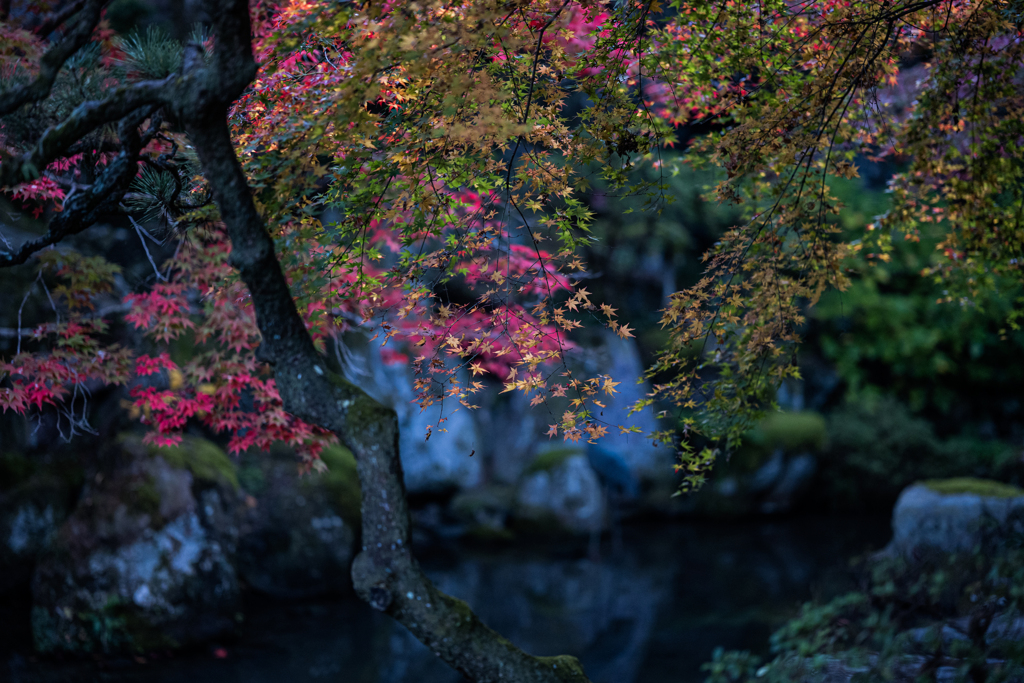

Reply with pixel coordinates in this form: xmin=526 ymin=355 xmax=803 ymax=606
xmin=583 ymin=152 xmax=1024 ymax=511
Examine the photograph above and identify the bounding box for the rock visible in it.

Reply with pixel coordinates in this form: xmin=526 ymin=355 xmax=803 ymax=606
xmin=235 ymin=445 xmax=359 ymax=598
xmin=400 ymin=405 xmax=481 ymax=494
xmin=986 ymin=614 xmax=1024 ymax=645
xmin=476 ymin=389 xmax=544 ymax=486
xmin=340 ymin=334 xmax=482 ymax=494
xmin=887 ymin=479 xmax=1024 ymax=558
xmin=514 ymin=451 xmax=606 ymax=533
xmin=761 ymin=453 xmax=817 ymax=514
xmin=673 ymin=448 xmax=819 ymax=517
xmin=448 ymin=486 xmax=516 ymax=540
xmin=582 ymin=332 xmax=671 ymax=484
xmin=0 ymin=474 xmax=76 ymax=594
xmin=748 ymin=449 xmax=786 ymax=494
xmin=31 ymin=443 xmax=240 ymax=654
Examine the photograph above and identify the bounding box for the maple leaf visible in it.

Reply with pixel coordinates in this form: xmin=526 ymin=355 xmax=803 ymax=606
xmin=546 ymin=424 xmax=558 ymax=438
xmin=616 ymin=323 xmax=635 ymax=339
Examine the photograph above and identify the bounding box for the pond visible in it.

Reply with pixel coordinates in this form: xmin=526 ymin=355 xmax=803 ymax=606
xmin=2 ymin=515 xmax=890 ymax=683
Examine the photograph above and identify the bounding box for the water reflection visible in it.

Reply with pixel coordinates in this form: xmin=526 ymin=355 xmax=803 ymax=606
xmin=4 ymin=517 xmax=889 ymax=683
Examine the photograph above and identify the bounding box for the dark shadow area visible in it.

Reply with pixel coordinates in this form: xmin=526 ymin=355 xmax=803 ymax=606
xmin=2 ymin=515 xmax=890 ymax=683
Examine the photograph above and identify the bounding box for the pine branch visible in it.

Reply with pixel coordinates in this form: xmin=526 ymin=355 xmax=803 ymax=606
xmin=0 ymin=0 xmax=105 ymax=117
xmin=0 ymin=77 xmax=172 ymax=190
xmin=32 ymin=0 xmax=89 ymax=37
xmin=0 ymin=107 xmax=159 ymax=268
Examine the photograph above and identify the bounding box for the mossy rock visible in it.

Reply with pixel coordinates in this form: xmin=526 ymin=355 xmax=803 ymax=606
xmin=450 ymin=486 xmax=514 ymax=519
xmin=728 ymin=411 xmax=828 ymax=475
xmin=524 ymin=447 xmax=583 ymax=476
xmin=755 ymin=411 xmax=828 ymax=453
xmin=132 ymin=475 xmax=164 ymax=523
xmin=31 ymin=596 xmax=178 ymax=655
xmin=119 ymin=434 xmax=239 ymax=490
xmin=236 ymin=444 xmax=358 ymax=598
xmin=923 ymin=477 xmax=1024 ymax=498
xmin=316 ymin=445 xmax=362 ymax=528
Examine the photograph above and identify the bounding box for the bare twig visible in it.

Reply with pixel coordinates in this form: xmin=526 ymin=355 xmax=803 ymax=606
xmin=127 ymin=214 xmax=167 ymax=281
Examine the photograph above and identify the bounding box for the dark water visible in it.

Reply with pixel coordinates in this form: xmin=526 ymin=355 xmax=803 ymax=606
xmin=2 ymin=516 xmax=890 ymax=683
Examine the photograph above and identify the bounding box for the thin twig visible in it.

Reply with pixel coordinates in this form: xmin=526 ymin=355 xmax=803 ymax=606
xmin=127 ymin=214 xmax=167 ymax=281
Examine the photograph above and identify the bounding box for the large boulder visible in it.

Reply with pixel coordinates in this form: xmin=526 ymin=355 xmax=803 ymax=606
xmin=340 ymin=334 xmax=482 ymax=494
xmin=888 ymin=478 xmax=1024 ymax=558
xmin=585 ymin=332 xmax=670 ymax=484
xmin=476 ymin=388 xmax=545 ymax=486
xmin=235 ymin=445 xmax=359 ymax=598
xmin=514 ymin=449 xmax=606 ymax=534
xmin=0 ymin=468 xmax=78 ymax=594
xmin=31 ymin=437 xmax=241 ymax=654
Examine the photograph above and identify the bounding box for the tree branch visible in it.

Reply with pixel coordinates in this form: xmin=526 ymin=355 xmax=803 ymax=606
xmin=32 ymin=0 xmax=89 ymax=38
xmin=0 ymin=78 xmax=171 ymax=190
xmin=0 ymin=107 xmax=158 ymax=268
xmin=0 ymin=0 xmax=106 ymax=117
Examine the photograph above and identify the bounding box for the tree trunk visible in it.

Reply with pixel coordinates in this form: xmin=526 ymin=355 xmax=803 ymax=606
xmin=180 ymin=3 xmax=592 ymax=681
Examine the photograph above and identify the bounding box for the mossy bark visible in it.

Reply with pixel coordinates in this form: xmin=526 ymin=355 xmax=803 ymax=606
xmin=177 ymin=3 xmax=592 ymax=681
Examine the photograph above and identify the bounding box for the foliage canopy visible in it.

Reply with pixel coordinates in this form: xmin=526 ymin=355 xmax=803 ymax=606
xmin=1 ymin=1 xmax=1023 ymax=677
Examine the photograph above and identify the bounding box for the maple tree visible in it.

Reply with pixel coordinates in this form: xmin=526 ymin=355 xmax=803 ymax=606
xmin=1 ymin=0 xmax=1022 ymax=681
xmin=634 ymin=0 xmax=1024 ymax=490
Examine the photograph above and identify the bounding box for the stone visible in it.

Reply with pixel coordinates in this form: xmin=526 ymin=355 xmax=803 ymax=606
xmin=514 ymin=453 xmax=606 ymax=533
xmin=887 ymin=479 xmax=1024 ymax=558
xmin=448 ymin=486 xmax=516 ymax=539
xmin=761 ymin=453 xmax=818 ymax=514
xmin=235 ymin=445 xmax=358 ymax=598
xmin=31 ymin=449 xmax=240 ymax=654
xmin=748 ymin=449 xmax=786 ymax=494
xmin=476 ymin=389 xmax=545 ymax=486
xmin=583 ymin=332 xmax=671 ymax=484
xmin=0 ymin=475 xmax=75 ymax=594
xmin=340 ymin=334 xmax=482 ymax=494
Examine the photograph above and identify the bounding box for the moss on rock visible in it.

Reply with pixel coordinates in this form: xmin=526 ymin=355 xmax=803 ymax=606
xmin=524 ymin=447 xmax=582 ymax=476
xmin=756 ymin=411 xmax=828 ymax=453
xmin=727 ymin=411 xmax=828 ymax=476
xmin=119 ymin=434 xmax=239 ymax=490
xmin=923 ymin=477 xmax=1024 ymax=498
xmin=152 ymin=437 xmax=239 ymax=490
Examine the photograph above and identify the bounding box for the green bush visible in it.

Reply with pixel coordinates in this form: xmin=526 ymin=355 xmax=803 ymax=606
xmin=815 ymin=397 xmax=1019 ymax=509
xmin=813 ymin=178 xmax=1024 ymax=432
